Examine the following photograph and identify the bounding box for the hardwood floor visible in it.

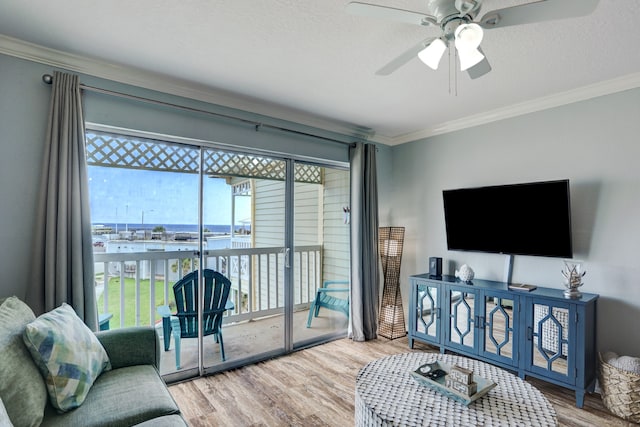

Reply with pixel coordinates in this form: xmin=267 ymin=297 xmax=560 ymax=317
xmin=169 ymin=337 xmax=632 ymax=427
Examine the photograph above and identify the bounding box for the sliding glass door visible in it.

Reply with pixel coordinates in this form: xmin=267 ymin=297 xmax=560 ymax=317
xmin=292 ymin=162 xmax=350 ymax=348
xmin=88 ymin=131 xmax=206 ymax=378
xmin=87 ymin=129 xmax=349 ymax=381
xmin=200 ymin=149 xmax=287 ymax=373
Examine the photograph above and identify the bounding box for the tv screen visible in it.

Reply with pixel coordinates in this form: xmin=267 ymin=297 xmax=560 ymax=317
xmin=442 ymin=180 xmax=573 ymax=258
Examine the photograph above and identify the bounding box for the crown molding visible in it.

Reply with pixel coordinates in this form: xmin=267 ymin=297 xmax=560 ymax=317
xmin=3 ymin=34 xmax=637 ymax=147
xmin=389 ymin=72 xmax=640 ymax=145
xmin=0 ymin=34 xmax=375 ymax=142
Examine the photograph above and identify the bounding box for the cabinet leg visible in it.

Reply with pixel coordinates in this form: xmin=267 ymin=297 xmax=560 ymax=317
xmin=575 ymin=390 xmax=585 ymax=409
xmin=408 ymin=337 xmax=414 ymax=349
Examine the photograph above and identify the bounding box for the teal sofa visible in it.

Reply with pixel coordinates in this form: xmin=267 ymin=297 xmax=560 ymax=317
xmin=0 ymin=297 xmax=187 ymax=427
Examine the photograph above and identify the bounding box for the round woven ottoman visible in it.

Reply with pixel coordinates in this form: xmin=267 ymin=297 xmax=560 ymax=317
xmin=355 ymin=353 xmax=557 ymax=426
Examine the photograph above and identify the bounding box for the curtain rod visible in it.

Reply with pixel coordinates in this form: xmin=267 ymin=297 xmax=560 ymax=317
xmin=41 ymin=73 xmax=355 ymax=146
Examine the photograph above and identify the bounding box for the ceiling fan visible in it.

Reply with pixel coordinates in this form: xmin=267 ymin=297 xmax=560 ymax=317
xmin=346 ymin=0 xmax=599 ymax=78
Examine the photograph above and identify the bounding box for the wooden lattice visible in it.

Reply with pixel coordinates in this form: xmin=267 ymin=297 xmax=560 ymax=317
xmin=296 ymin=163 xmax=324 ymax=184
xmin=86 ymin=130 xmax=322 ymax=183
xmin=86 ymin=131 xmax=199 ymax=173
xmin=204 ymin=150 xmax=286 ymax=180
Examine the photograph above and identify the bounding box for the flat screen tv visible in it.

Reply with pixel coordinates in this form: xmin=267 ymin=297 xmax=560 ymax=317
xmin=442 ymin=179 xmax=573 ymax=258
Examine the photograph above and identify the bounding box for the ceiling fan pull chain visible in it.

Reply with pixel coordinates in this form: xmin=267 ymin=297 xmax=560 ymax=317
xmin=448 ymin=48 xmax=458 ymax=97
xmin=448 ymin=48 xmax=452 ymax=96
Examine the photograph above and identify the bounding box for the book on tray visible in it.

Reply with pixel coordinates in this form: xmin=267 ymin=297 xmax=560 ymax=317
xmin=508 ymin=283 xmax=537 ymax=292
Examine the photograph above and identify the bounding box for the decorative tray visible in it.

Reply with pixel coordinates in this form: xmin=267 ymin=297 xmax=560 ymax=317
xmin=411 ymin=360 xmax=496 ymax=406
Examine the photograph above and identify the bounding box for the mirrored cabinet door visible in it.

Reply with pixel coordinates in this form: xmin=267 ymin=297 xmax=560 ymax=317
xmin=481 ymin=295 xmax=516 ymax=364
xmin=529 ymin=302 xmax=572 ymax=379
xmin=446 ymin=288 xmax=476 ymax=351
xmin=415 ymin=283 xmax=440 ymax=343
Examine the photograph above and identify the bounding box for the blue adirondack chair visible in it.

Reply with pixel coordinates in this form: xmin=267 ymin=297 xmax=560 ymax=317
xmin=157 ymin=269 xmax=233 ymax=369
xmin=306 ymin=280 xmax=349 ymax=328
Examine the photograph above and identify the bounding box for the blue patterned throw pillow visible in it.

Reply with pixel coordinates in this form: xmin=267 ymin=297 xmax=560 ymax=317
xmin=22 ymin=303 xmax=111 ymax=412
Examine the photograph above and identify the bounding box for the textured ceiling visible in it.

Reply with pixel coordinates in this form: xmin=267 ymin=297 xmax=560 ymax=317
xmin=0 ymin=0 xmax=639 ymax=144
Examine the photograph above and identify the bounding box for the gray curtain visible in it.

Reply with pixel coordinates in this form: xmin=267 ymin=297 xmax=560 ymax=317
xmin=27 ymin=71 xmax=97 ymax=330
xmin=349 ymin=142 xmax=379 ymax=341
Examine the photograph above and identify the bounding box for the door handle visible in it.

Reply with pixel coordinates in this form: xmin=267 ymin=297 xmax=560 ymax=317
xmin=283 ymin=247 xmax=291 ymax=268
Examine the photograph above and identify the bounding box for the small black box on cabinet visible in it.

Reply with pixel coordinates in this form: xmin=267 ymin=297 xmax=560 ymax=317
xmin=429 ymin=257 xmax=442 ymax=277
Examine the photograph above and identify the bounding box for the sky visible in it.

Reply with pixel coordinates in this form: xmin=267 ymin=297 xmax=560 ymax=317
xmin=88 ymin=166 xmax=245 ymax=225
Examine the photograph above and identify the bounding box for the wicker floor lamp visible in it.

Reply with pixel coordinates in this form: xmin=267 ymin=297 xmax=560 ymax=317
xmin=378 ymin=226 xmax=406 ymax=340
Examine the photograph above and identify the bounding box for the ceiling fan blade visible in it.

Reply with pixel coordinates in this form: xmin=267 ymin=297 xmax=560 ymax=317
xmin=479 ymin=0 xmax=599 ymax=29
xmin=376 ymin=38 xmax=437 ymax=76
xmin=346 ymin=2 xmax=437 ymax=27
xmin=466 ymin=48 xmax=491 ymax=79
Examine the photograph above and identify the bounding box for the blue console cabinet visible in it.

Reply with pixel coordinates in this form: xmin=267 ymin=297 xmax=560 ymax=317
xmin=408 ymin=273 xmax=598 ymax=408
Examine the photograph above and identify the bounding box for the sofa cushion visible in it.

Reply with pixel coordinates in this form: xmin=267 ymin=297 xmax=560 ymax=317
xmin=23 ymin=303 xmax=111 ymax=412
xmin=96 ymin=327 xmax=160 ymax=370
xmin=40 ymin=365 xmax=182 ymax=427
xmin=0 ymin=297 xmax=48 ymax=427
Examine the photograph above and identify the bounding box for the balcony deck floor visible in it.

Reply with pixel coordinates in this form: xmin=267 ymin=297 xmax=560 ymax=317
xmin=157 ymin=308 xmax=348 ymax=375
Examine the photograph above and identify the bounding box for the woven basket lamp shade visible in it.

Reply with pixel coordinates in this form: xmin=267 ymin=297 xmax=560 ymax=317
xmin=378 ymin=226 xmax=407 ymax=340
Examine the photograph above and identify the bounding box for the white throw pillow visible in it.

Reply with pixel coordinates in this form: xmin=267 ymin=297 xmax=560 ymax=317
xmin=614 ymin=356 xmax=640 ymax=375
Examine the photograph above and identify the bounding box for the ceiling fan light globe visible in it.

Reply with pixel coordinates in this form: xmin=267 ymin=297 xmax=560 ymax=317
xmin=458 ymin=47 xmax=485 ymax=71
xmin=418 ymin=39 xmax=447 ymax=70
xmin=454 ymin=23 xmax=484 ymax=50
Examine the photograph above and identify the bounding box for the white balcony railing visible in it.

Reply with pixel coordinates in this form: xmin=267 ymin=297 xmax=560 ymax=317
xmin=94 ymin=245 xmax=322 ymax=329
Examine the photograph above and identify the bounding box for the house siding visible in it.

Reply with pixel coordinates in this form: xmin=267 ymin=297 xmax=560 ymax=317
xmin=321 ymin=168 xmax=350 ymax=282
xmin=251 ymin=167 xmax=349 ymax=309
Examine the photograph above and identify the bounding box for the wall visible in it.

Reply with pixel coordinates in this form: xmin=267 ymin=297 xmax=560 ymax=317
xmin=0 ymin=55 xmax=50 ymax=298
xmin=391 ymin=88 xmax=640 ymax=356
xmin=0 ymin=52 xmax=352 ymax=300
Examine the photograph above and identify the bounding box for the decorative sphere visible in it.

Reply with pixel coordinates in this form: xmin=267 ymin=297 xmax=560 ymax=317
xmin=455 ymin=264 xmax=475 ymax=282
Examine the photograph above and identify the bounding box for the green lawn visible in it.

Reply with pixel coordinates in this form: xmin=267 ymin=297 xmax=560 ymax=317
xmin=97 ymin=277 xmax=176 ymax=329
